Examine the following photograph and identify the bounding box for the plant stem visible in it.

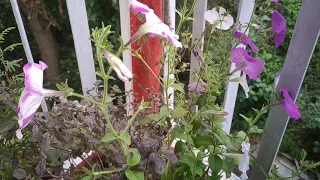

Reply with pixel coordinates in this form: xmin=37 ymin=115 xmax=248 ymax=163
xmin=69 ymin=92 xmax=101 ymax=105
xmin=121 ymin=107 xmax=143 ymax=136
xmin=93 ymin=168 xmax=123 ymax=176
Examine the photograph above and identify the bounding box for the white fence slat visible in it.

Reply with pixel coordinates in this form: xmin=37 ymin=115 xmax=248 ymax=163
xmin=119 ymin=0 xmax=133 ymax=116
xmin=189 ymin=0 xmax=207 ymax=83
xmin=222 ymin=0 xmax=255 ymax=134
xmin=10 ymin=0 xmax=48 ymax=112
xmin=250 ymin=0 xmax=320 ymax=179
xmin=164 ymin=0 xmax=176 ymax=111
xmin=66 ymin=0 xmax=97 ymax=96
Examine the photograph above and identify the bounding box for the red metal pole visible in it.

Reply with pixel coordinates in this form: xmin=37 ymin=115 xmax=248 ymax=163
xmin=130 ymin=0 xmax=163 ymax=106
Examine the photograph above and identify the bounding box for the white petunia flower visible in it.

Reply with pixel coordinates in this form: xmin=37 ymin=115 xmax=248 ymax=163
xmin=204 ymin=6 xmax=234 ymax=30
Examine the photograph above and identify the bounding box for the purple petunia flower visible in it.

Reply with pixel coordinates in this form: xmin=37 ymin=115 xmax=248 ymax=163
xmin=230 ymin=48 xmax=264 ymax=80
xmin=233 ymin=31 xmax=259 ymax=53
xmin=188 ymin=81 xmax=206 ymax=94
xmin=272 ymin=10 xmax=286 ymax=48
xmin=16 ymin=61 xmax=65 ymax=139
xmin=280 ymin=86 xmax=301 ymax=120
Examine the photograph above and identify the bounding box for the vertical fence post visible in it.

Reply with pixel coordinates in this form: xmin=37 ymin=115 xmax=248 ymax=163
xmin=250 ymin=0 xmax=320 ymax=179
xmin=189 ymin=0 xmax=207 ymax=84
xmin=66 ymin=0 xmax=97 ymax=96
xmin=119 ymin=0 xmax=134 ymax=116
xmin=222 ymin=0 xmax=255 ymax=134
xmin=10 ymin=0 xmax=48 ymax=112
xmin=163 ymin=0 xmax=176 ymax=111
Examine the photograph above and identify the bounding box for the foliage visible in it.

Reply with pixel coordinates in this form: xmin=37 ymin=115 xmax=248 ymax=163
xmin=1 ymin=0 xmax=320 ymax=179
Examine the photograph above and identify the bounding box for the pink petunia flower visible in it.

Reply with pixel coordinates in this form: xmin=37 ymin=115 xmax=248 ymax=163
xmin=16 ymin=61 xmax=65 ymax=139
xmin=280 ymin=86 xmax=301 ymax=120
xmin=233 ymin=31 xmax=259 ymax=53
xmin=103 ymin=50 xmax=132 ymax=82
xmin=126 ymin=0 xmax=182 ymax=48
xmin=272 ymin=10 xmax=286 ymax=48
xmin=230 ymin=48 xmax=264 ymax=80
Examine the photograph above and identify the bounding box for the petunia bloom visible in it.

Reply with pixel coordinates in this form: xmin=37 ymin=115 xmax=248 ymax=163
xmin=229 ymin=72 xmax=249 ymax=98
xmin=239 ymin=142 xmax=250 ymax=180
xmin=230 ymin=48 xmax=264 ymax=80
xmin=103 ymin=50 xmax=132 ymax=82
xmin=272 ymin=10 xmax=286 ymax=48
xmin=126 ymin=0 xmax=182 ymax=48
xmin=204 ymin=6 xmax=234 ymax=30
xmin=16 ymin=61 xmax=65 ymax=139
xmin=188 ymin=80 xmax=206 ymax=94
xmin=233 ymin=31 xmax=259 ymax=53
xmin=280 ymin=86 xmax=301 ymax=120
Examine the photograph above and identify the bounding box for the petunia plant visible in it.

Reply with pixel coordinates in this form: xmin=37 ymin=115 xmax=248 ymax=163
xmin=11 ymin=0 xmax=320 ymax=179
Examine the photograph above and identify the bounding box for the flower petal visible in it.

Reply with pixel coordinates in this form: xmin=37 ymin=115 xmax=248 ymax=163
xmin=239 ymin=142 xmax=250 ymax=180
xmin=16 ymin=89 xmax=43 ymax=139
xmin=269 ymin=0 xmax=279 ymax=2
xmin=274 ymin=29 xmax=286 ymax=48
xmin=23 ymin=61 xmax=47 ymax=93
xmin=129 ymin=0 xmax=152 ymax=13
xmin=280 ymin=86 xmax=301 ymax=120
xmin=233 ymin=31 xmax=259 ymax=53
xmin=231 ymin=48 xmax=264 ymax=80
xmin=204 ymin=9 xmax=219 ymax=24
xmin=188 ymin=82 xmax=206 ymax=93
xmin=218 ymin=14 xmax=234 ymax=30
xmin=272 ymin=10 xmax=286 ymax=34
xmin=103 ymin=50 xmax=132 ymax=82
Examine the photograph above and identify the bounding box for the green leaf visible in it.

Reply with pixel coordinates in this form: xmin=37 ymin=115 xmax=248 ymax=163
xmin=208 ymin=155 xmax=223 ymax=176
xmin=56 ymin=84 xmax=65 ymax=91
xmin=105 ymin=96 xmax=114 ymax=103
xmin=81 ymin=176 xmax=92 ymax=180
xmin=179 ymin=153 xmax=195 ymax=166
xmin=171 ymin=107 xmax=188 ymax=119
xmin=222 ymin=161 xmax=232 ymax=178
xmin=174 ymin=140 xmax=186 ymax=154
xmin=148 ymin=113 xmax=162 ymax=121
xmin=119 ymin=135 xmax=131 ymax=145
xmin=193 ymin=134 xmax=213 ymax=148
xmin=82 ymin=167 xmax=92 ymax=175
xmin=170 ymin=83 xmax=185 ymax=93
xmin=45 ymin=150 xmax=60 ymax=163
xmin=248 ymin=125 xmax=264 ymax=134
xmin=101 ymin=133 xmax=118 ymax=143
xmin=127 ymin=148 xmax=141 ymax=166
xmin=171 ymin=127 xmax=187 ymax=141
xmin=125 ymin=170 xmax=144 ymax=180
xmin=161 ymin=162 xmax=173 ymax=180
xmin=236 ymin=131 xmax=249 ymax=143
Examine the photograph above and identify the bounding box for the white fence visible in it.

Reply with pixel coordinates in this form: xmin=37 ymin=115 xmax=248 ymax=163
xmin=10 ymin=0 xmax=320 ymax=179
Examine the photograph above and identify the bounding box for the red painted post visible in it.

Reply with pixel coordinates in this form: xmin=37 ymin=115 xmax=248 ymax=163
xmin=130 ymin=0 xmax=163 ymax=106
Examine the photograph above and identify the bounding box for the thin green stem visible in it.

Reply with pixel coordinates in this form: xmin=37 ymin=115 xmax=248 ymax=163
xmin=69 ymin=92 xmax=101 ymax=105
xmin=121 ymin=108 xmax=143 ymax=136
xmin=93 ymin=168 xmax=123 ymax=176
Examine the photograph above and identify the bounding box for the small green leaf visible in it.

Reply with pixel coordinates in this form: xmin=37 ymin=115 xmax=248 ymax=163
xmin=82 ymin=167 xmax=92 ymax=175
xmin=101 ymin=133 xmax=118 ymax=143
xmin=171 ymin=107 xmax=188 ymax=119
xmin=236 ymin=131 xmax=249 ymax=143
xmin=119 ymin=135 xmax=131 ymax=145
xmin=56 ymin=84 xmax=65 ymax=91
xmin=248 ymin=125 xmax=264 ymax=134
xmin=127 ymin=148 xmax=141 ymax=166
xmin=125 ymin=170 xmax=144 ymax=180
xmin=179 ymin=153 xmax=195 ymax=166
xmin=161 ymin=162 xmax=173 ymax=180
xmin=193 ymin=134 xmax=213 ymax=148
xmin=208 ymin=155 xmax=223 ymax=176
xmin=170 ymin=83 xmax=185 ymax=93
xmin=46 ymin=150 xmax=60 ymax=163
xmin=171 ymin=127 xmax=187 ymax=141
xmin=81 ymin=176 xmax=92 ymax=180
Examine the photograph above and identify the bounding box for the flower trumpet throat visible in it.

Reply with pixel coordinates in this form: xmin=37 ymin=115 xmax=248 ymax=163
xmin=103 ymin=49 xmax=133 ymax=82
